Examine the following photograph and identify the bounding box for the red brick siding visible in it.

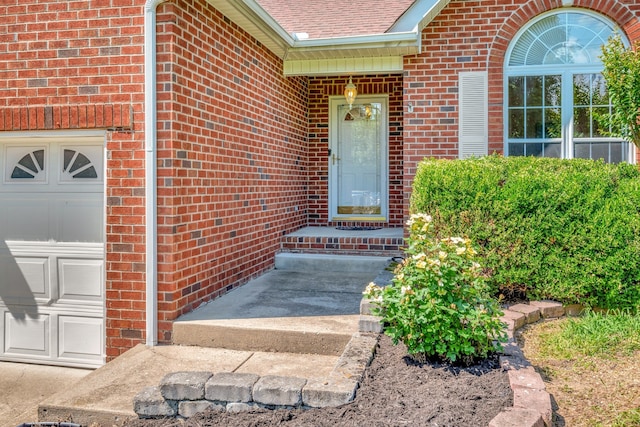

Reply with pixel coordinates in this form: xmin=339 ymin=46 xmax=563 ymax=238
xmin=0 ymin=0 xmax=148 ymax=359
xmin=153 ymin=0 xmax=308 ymax=341
xmin=403 ymin=0 xmax=640 ymax=215
xmin=3 ymin=0 xmax=640 ymax=362
xmin=307 ymin=75 xmax=404 ymax=227
xmin=0 ymin=105 xmax=133 ymax=131
xmin=0 ymin=0 xmax=309 ymax=358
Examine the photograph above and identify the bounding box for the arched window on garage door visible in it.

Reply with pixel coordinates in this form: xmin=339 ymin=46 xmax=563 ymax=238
xmin=504 ymin=9 xmax=634 ymax=163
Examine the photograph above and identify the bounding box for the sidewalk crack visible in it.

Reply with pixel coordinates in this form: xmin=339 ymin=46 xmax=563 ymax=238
xmin=232 ymin=352 xmax=255 ymax=372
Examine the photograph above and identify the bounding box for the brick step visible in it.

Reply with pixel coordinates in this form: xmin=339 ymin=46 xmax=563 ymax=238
xmin=280 ymin=226 xmax=404 ymax=257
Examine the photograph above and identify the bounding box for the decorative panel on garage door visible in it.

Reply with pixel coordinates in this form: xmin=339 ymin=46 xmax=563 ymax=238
xmin=3 ymin=311 xmax=50 ymax=357
xmin=58 ymin=258 xmax=103 ymax=303
xmin=0 ymin=136 xmax=105 ymax=368
xmin=59 ymin=315 xmax=103 ymax=364
xmin=0 ymin=255 xmax=50 ymax=304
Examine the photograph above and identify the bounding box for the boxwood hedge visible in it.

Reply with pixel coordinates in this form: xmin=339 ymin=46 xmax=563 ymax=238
xmin=411 ymin=155 xmax=640 ymax=311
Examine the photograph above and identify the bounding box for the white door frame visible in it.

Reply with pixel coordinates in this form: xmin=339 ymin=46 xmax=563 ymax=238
xmin=328 ymin=95 xmax=389 ymax=222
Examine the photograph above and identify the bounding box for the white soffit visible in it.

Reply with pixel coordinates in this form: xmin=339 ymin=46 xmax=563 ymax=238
xmin=284 ymin=56 xmax=404 ymax=76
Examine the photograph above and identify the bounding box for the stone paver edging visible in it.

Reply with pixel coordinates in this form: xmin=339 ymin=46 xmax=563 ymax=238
xmin=490 ymin=301 xmax=569 ymax=427
xmin=133 ymin=332 xmax=378 ymax=419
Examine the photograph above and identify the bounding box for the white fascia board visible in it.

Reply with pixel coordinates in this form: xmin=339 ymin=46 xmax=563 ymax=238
xmin=389 ymin=0 xmax=451 ymax=33
xmin=284 ymin=31 xmax=419 ymax=64
xmin=283 ymin=32 xmax=418 ymax=75
xmin=206 ymin=0 xmax=294 ymax=58
xmin=291 ymin=31 xmax=418 ymax=51
xmin=283 ymin=56 xmax=404 ymax=76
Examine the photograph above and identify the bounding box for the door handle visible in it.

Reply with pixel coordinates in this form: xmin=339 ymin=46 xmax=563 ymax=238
xmin=332 ymin=153 xmax=341 ymax=165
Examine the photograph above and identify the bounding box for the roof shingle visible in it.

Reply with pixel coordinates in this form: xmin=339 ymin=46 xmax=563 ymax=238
xmin=256 ymin=0 xmax=416 ymax=39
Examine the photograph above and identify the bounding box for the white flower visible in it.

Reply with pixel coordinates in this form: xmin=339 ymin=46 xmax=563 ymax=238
xmin=428 ymin=258 xmax=441 ymax=268
xmin=363 ymin=282 xmax=379 ymax=296
xmin=407 ymin=213 xmax=433 ymax=227
xmin=400 ymin=285 xmax=414 ymax=296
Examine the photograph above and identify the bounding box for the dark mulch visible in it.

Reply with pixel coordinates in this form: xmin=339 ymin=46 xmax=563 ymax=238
xmin=123 ymin=335 xmax=513 ymax=427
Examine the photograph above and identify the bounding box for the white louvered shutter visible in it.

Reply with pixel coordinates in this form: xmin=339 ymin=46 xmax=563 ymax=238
xmin=458 ymin=71 xmax=488 ymax=159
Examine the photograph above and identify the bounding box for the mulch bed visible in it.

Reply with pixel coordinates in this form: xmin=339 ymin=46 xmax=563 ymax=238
xmin=123 ymin=335 xmax=513 ymax=426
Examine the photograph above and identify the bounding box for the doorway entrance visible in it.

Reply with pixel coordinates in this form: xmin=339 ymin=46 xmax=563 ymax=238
xmin=329 ymin=95 xmax=388 ymax=222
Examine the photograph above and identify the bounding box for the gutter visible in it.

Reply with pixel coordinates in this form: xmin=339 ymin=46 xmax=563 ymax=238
xmin=144 ymin=0 xmax=167 ymax=346
xmin=206 ymin=0 xmax=294 ymax=58
xmin=291 ymin=31 xmax=419 ymax=51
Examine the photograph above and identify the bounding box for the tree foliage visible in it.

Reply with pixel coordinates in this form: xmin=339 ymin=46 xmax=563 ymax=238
xmin=600 ymin=35 xmax=640 ymax=148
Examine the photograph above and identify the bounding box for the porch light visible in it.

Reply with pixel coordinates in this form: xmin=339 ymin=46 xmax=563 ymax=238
xmin=344 ymin=76 xmax=357 ymax=108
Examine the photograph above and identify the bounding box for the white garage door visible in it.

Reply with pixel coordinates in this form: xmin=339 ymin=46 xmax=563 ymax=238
xmin=0 ymin=134 xmax=105 ymax=368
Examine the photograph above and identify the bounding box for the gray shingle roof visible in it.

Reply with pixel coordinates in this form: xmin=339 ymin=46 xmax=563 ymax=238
xmin=256 ymin=0 xmax=416 ymax=39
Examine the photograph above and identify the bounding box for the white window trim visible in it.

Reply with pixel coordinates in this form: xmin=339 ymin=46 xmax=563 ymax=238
xmin=503 ymin=8 xmax=636 ymax=163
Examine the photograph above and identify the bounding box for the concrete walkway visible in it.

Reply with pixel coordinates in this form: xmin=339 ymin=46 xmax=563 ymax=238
xmin=173 ymin=266 xmax=381 ymax=355
xmin=37 ymin=344 xmax=341 ymax=425
xmin=33 ymin=253 xmax=391 ymax=425
xmin=0 ymin=361 xmax=90 ymax=426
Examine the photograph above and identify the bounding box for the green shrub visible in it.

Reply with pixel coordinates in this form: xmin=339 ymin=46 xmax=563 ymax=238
xmin=411 ymin=155 xmax=640 ymax=311
xmin=363 ymin=213 xmax=507 ymax=364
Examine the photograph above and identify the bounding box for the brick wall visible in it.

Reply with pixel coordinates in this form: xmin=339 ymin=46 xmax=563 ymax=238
xmin=308 ymin=75 xmax=404 ymax=227
xmin=0 ymin=0 xmax=309 ymax=358
xmin=153 ymin=0 xmax=309 ymax=342
xmin=403 ymin=0 xmax=640 ymax=217
xmin=3 ymin=0 xmax=639 ymax=362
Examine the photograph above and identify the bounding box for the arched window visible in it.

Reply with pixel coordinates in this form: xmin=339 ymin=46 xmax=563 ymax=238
xmin=505 ymin=10 xmax=632 ymax=163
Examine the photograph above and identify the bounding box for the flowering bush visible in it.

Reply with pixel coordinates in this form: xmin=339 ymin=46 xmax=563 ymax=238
xmin=364 ymin=213 xmax=507 ymax=364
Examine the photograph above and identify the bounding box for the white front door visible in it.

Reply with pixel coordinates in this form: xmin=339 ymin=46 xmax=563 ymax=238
xmin=0 ymin=134 xmax=105 ymax=368
xmin=329 ymin=96 xmax=388 ymax=221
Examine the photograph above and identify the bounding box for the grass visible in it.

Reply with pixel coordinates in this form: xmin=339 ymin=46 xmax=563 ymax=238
xmin=608 ymin=408 xmax=640 ymax=427
xmin=520 ymin=310 xmax=640 ymax=427
xmin=534 ymin=309 xmax=640 ymax=360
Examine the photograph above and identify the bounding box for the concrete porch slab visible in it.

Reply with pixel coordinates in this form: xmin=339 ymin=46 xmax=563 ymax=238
xmin=285 ymin=226 xmax=403 ymax=238
xmin=173 ymin=269 xmax=379 ymax=355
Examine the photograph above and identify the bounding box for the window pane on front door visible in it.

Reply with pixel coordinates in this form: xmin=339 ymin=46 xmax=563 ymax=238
xmin=337 ymin=104 xmax=382 ymax=215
